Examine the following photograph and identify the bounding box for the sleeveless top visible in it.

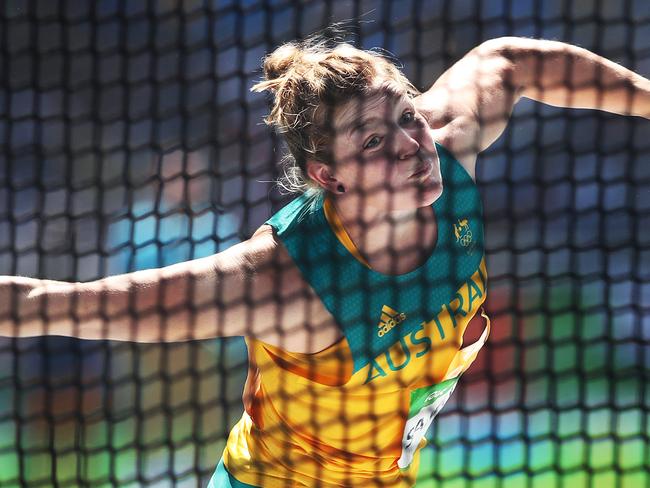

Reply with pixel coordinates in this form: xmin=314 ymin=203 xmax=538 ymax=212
xmin=222 ymin=142 xmax=491 ymax=487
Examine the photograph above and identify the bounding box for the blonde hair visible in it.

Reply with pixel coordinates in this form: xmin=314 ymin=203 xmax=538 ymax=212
xmin=251 ymin=34 xmax=420 ymax=205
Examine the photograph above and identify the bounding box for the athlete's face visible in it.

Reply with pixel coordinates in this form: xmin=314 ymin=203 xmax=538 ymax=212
xmin=327 ymin=90 xmax=443 ymax=212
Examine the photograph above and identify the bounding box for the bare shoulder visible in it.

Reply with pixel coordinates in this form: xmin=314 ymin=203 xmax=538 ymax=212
xmin=244 ymin=224 xmax=344 ymax=354
xmin=415 ymin=40 xmax=514 ymax=122
xmin=414 ymin=39 xmax=522 ymax=174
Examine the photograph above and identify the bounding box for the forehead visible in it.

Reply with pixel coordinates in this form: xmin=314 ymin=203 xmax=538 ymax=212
xmin=333 ymin=88 xmax=410 ymax=134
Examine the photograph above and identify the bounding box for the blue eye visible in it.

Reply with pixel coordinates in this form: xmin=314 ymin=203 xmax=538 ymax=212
xmin=364 ymin=136 xmax=382 ymax=149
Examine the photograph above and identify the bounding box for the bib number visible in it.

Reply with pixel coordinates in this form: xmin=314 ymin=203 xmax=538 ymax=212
xmin=397 ymin=377 xmax=459 ymax=469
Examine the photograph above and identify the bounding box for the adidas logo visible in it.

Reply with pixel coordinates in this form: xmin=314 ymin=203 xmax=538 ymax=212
xmin=377 ymin=305 xmax=407 ymax=338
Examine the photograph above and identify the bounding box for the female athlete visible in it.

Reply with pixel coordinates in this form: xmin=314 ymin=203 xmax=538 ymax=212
xmin=1 ymin=34 xmax=649 ymax=487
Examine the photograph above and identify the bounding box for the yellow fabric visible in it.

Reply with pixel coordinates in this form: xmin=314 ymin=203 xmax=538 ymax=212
xmin=223 ymin=200 xmax=490 ymax=487
xmin=322 ymin=194 xmax=372 ymax=269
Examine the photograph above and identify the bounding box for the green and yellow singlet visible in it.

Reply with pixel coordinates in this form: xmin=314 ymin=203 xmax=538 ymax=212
xmin=210 ymin=142 xmax=491 ymax=487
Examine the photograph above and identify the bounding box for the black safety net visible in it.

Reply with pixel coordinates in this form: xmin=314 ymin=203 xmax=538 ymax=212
xmin=1 ymin=1 xmax=649 ymax=487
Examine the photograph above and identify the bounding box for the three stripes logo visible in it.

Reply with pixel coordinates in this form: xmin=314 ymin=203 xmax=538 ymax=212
xmin=377 ymin=305 xmax=407 ymax=338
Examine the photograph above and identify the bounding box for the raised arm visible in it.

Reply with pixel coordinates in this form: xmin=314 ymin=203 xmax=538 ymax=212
xmin=0 ymin=227 xmax=281 ymax=343
xmin=415 ymin=36 xmax=650 ymax=173
xmin=507 ymin=37 xmax=650 ymax=118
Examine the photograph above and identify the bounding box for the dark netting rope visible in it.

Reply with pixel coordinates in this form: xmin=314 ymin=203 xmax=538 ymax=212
xmin=0 ymin=1 xmax=649 ymax=487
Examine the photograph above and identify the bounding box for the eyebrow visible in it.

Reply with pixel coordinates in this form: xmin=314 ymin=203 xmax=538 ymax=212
xmin=342 ymin=98 xmax=415 ymax=137
xmin=346 ymin=117 xmax=384 ymax=136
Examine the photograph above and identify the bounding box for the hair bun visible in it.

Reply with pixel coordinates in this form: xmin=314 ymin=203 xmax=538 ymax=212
xmin=263 ymin=43 xmax=302 ymax=80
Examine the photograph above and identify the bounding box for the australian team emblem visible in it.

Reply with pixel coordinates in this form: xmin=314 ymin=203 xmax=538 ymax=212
xmin=454 ymin=218 xmax=476 ymax=254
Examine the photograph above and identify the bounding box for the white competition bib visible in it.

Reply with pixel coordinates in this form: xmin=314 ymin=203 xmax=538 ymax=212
xmin=397 ymin=377 xmax=459 ymax=469
xmin=398 ymin=308 xmax=490 ymax=469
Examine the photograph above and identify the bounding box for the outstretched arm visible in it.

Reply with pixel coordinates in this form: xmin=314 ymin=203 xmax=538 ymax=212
xmin=415 ymin=36 xmax=650 ymax=169
xmin=0 ymin=230 xmax=276 ymax=343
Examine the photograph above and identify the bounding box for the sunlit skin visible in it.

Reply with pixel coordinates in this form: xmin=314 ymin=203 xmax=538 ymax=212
xmin=306 ymin=89 xmax=443 ymax=272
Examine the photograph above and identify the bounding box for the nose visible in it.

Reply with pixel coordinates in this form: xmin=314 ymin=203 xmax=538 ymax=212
xmin=395 ymin=127 xmax=420 ymax=160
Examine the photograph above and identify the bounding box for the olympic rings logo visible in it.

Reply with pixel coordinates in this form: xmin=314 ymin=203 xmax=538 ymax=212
xmin=459 ymin=230 xmax=472 ymax=247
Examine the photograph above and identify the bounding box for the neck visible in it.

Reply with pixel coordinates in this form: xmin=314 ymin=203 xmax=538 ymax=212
xmin=327 ymin=192 xmax=435 ymax=261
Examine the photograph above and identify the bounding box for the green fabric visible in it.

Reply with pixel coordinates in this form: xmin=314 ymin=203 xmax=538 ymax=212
xmin=208 ymin=457 xmax=260 ymax=488
xmin=265 ymin=142 xmax=485 ymax=374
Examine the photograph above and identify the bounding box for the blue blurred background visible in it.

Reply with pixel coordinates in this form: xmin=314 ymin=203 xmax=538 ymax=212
xmin=0 ymin=0 xmax=649 ymax=486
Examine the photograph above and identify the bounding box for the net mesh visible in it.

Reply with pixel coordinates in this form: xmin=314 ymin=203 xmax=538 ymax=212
xmin=1 ymin=0 xmax=650 ymax=487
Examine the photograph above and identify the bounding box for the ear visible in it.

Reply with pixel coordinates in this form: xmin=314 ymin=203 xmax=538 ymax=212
xmin=305 ymin=160 xmax=339 ymax=192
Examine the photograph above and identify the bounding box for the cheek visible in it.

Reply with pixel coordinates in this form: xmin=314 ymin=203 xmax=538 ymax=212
xmin=418 ymin=129 xmax=436 ymax=149
xmin=362 ymin=157 xmax=394 ymax=183
xmin=413 ymin=119 xmax=435 ymax=145
xmin=337 ymin=159 xmax=365 ymax=182
xmin=340 ymin=154 xmax=390 ymax=182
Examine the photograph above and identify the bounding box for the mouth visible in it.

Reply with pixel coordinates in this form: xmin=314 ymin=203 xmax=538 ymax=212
xmin=409 ymin=162 xmax=432 ymax=179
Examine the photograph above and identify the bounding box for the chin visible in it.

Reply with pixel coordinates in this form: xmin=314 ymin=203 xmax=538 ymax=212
xmin=414 ymin=180 xmax=443 ymax=208
xmin=420 ymin=183 xmax=443 ymax=207
xmin=391 ymin=185 xmax=442 ymax=212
